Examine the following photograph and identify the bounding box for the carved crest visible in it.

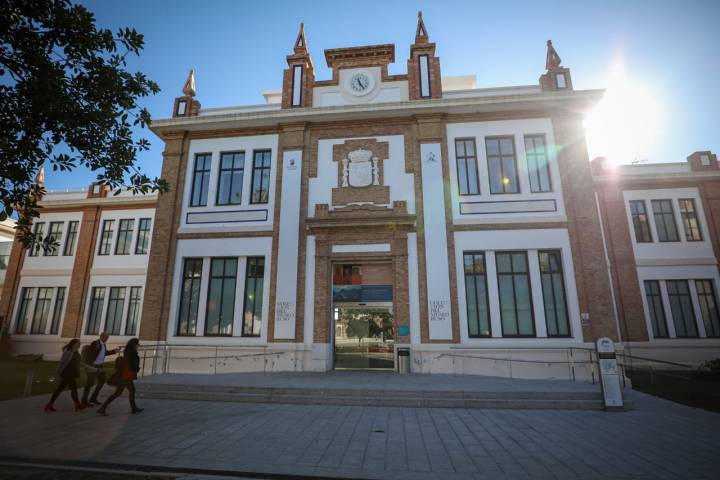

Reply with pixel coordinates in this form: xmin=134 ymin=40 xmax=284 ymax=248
xmin=342 ymin=149 xmax=380 ymax=188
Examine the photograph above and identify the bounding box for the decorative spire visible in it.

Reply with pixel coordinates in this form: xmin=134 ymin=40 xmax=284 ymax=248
xmin=34 ymin=165 xmax=45 ymax=187
xmin=415 ymin=11 xmax=429 ymax=44
xmin=545 ymin=40 xmax=562 ymax=71
xmin=182 ymin=69 xmax=196 ymax=97
xmin=294 ymin=22 xmax=308 ymax=54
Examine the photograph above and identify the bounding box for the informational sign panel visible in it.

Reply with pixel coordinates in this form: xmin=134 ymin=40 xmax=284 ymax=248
xmin=596 ymin=337 xmax=624 ymax=410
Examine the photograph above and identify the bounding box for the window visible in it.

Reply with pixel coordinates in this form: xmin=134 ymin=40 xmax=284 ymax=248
xmin=45 ymin=222 xmax=64 ymax=256
xmin=176 ymin=99 xmax=187 ymax=116
xmin=539 ymin=251 xmax=570 ymax=337
xmin=177 ymin=258 xmax=203 ymax=336
xmin=644 ymin=280 xmax=668 ymax=338
xmin=555 ymin=73 xmax=567 ymax=89
xmin=651 ymin=199 xmax=679 ymax=242
xmin=115 ymin=219 xmax=134 ymax=255
xmin=486 ymin=137 xmax=519 ymax=194
xmin=205 ymin=258 xmax=237 ymax=336
xmin=496 ymin=252 xmax=535 ymax=336
xmin=49 ymin=287 xmax=65 ymax=335
xmin=105 ymin=287 xmax=126 ymax=335
xmin=14 ymin=287 xmax=33 ymax=333
xmin=30 ymin=287 xmax=53 ymax=334
xmin=695 ymin=280 xmax=720 ymax=338
xmin=455 ymin=139 xmax=480 ymax=195
xmin=291 ymin=65 xmax=303 ymax=107
xmin=217 ymin=152 xmax=245 ymax=205
xmin=242 ymin=257 xmax=265 ymax=337
xmin=85 ymin=287 xmax=106 ymax=335
xmin=463 ymin=252 xmax=490 ymax=337
xmin=666 ymin=280 xmax=698 ymax=337
xmin=125 ymin=287 xmax=142 ymax=336
xmin=190 ymin=153 xmax=212 ymax=207
xmin=135 ymin=218 xmax=152 ymax=254
xmin=63 ymin=221 xmax=79 ymax=256
xmin=250 ymin=150 xmax=272 ymax=204
xmin=679 ymin=199 xmax=702 ymax=242
xmin=525 ymin=135 xmax=552 ymax=193
xmin=28 ymin=222 xmax=45 ymax=257
xmin=98 ymin=220 xmax=115 ymax=255
xmin=418 ymin=54 xmax=431 ymax=97
xmin=629 ymin=200 xmax=653 ymax=243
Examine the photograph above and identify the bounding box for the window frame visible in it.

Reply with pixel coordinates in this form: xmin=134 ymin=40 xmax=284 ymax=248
xmin=695 ymin=279 xmax=720 ymax=338
xmin=98 ymin=219 xmax=115 ymax=256
xmin=643 ymin=280 xmax=668 ymax=338
xmin=538 ymin=250 xmax=570 ymax=337
xmin=114 ymin=219 xmax=135 ymax=255
xmin=63 ymin=221 xmax=79 ymax=256
xmin=189 ymin=153 xmax=212 ymax=207
xmin=204 ymin=257 xmax=238 ymax=337
xmin=177 ymin=258 xmax=204 ymax=336
xmin=250 ymin=150 xmax=272 ymax=205
xmin=49 ymin=287 xmax=66 ymax=335
xmin=124 ymin=286 xmax=142 ymax=336
xmin=629 ymin=200 xmax=653 ymax=243
xmin=45 ymin=222 xmax=64 ymax=257
xmin=463 ymin=251 xmax=491 ymax=338
xmin=524 ymin=134 xmax=552 ymax=193
xmin=485 ymin=136 xmax=520 ymax=194
xmin=85 ymin=286 xmax=106 ymax=335
xmin=216 ymin=151 xmax=246 ymax=206
xmin=665 ymin=280 xmax=698 ymax=338
xmin=242 ymin=257 xmax=265 ymax=337
xmin=104 ymin=286 xmax=126 ymax=335
xmin=495 ymin=251 xmax=536 ymax=337
xmin=678 ymin=198 xmax=703 ymax=242
xmin=135 ymin=218 xmax=152 ymax=255
xmin=651 ymin=199 xmax=680 ymax=242
xmin=14 ymin=287 xmax=34 ymax=334
xmin=454 ymin=138 xmax=481 ymax=196
xmin=28 ymin=222 xmax=45 ymax=257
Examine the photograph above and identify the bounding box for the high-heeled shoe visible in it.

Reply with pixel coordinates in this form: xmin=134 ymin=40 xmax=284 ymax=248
xmin=44 ymin=404 xmax=56 ymax=413
xmin=131 ymin=407 xmax=144 ymax=414
xmin=74 ymin=402 xmax=86 ymax=412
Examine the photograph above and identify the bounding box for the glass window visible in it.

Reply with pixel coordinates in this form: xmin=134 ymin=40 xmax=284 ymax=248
xmin=463 ymin=252 xmax=491 ymax=337
xmin=115 ymin=219 xmax=134 ymax=255
xmin=63 ymin=221 xmax=79 ymax=256
xmin=242 ymin=257 xmax=265 ymax=337
xmin=190 ymin=153 xmax=212 ymax=207
xmin=205 ymin=258 xmax=237 ymax=336
xmin=135 ymin=218 xmax=152 ymax=254
xmin=15 ymin=287 xmax=33 ymax=334
xmin=643 ymin=280 xmax=668 ymax=338
xmin=98 ymin=220 xmax=115 ymax=255
xmin=177 ymin=258 xmax=203 ymax=336
xmin=629 ymin=200 xmax=653 ymax=243
xmin=45 ymin=222 xmax=64 ymax=256
xmin=525 ymin=135 xmax=552 ymax=193
xmin=217 ymin=152 xmax=245 ymax=205
xmin=250 ymin=150 xmax=271 ymax=204
xmin=125 ymin=287 xmax=142 ymax=336
xmin=539 ymin=250 xmax=570 ymax=337
xmin=454 ymin=139 xmax=480 ymax=195
xmin=695 ymin=280 xmax=720 ymax=338
xmin=49 ymin=287 xmax=65 ymax=335
xmin=28 ymin=222 xmax=45 ymax=257
xmin=496 ymin=251 xmax=535 ymax=336
xmin=30 ymin=287 xmax=53 ymax=334
xmin=666 ymin=280 xmax=698 ymax=337
xmin=486 ymin=137 xmax=519 ymax=194
xmin=678 ymin=199 xmax=702 ymax=242
xmin=105 ymin=287 xmax=126 ymax=335
xmin=85 ymin=287 xmax=106 ymax=335
xmin=651 ymin=199 xmax=679 ymax=242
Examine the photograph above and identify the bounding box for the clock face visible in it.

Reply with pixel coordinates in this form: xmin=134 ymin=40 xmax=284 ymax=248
xmin=347 ymin=72 xmax=374 ymax=96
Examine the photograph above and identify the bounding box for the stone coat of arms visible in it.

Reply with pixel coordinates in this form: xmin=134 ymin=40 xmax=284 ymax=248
xmin=341 ymin=149 xmax=380 ymax=188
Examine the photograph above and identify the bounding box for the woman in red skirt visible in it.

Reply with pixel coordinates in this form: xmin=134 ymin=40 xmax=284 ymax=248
xmin=97 ymin=338 xmax=143 ymax=416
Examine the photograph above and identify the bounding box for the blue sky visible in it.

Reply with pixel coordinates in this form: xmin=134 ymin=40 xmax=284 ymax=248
xmin=45 ymin=0 xmax=720 ymax=190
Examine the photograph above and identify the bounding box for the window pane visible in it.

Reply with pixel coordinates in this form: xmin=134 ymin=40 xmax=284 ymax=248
xmin=696 ymin=280 xmax=720 ymax=337
xmin=486 ymin=137 xmax=518 ymax=194
xmin=539 ymin=251 xmax=570 ymax=337
xmin=629 ymin=200 xmax=653 ymax=243
xmin=643 ymin=281 xmax=668 ymax=338
xmin=251 ymin=150 xmax=271 ymax=204
xmin=105 ymin=287 xmax=126 ymax=335
xmin=86 ymin=287 xmax=106 ymax=335
xmin=177 ymin=258 xmax=203 ymax=336
xmin=125 ymin=287 xmax=142 ymax=336
xmin=63 ymin=221 xmax=79 ymax=256
xmin=49 ymin=287 xmax=65 ymax=335
xmin=15 ymin=288 xmax=34 ymax=334
xmin=115 ymin=219 xmax=134 ymax=255
xmin=679 ymin=199 xmax=703 ymax=241
xmin=217 ymin=152 xmax=245 ymax=205
xmin=463 ymin=252 xmax=490 ymax=337
xmin=455 ymin=139 xmax=479 ymax=195
xmin=205 ymin=258 xmax=237 ymax=336
xmin=28 ymin=222 xmax=45 ymax=257
xmin=651 ymin=200 xmax=679 ymax=242
xmin=98 ymin=220 xmax=115 ymax=255
xmin=45 ymin=222 xmax=64 ymax=256
xmin=135 ymin=218 xmax=152 ymax=254
xmin=243 ymin=257 xmax=265 ymax=337
xmin=497 ymin=252 xmax=535 ymax=336
xmin=666 ymin=280 xmax=698 ymax=337
xmin=30 ymin=287 xmax=53 ymax=334
xmin=525 ymin=135 xmax=552 ymax=193
xmin=190 ymin=154 xmax=211 ymax=207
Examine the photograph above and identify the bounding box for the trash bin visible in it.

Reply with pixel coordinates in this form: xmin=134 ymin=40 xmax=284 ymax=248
xmin=397 ymin=348 xmax=410 ymax=374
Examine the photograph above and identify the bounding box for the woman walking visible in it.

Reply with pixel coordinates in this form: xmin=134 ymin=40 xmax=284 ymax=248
xmin=45 ymin=338 xmax=85 ymax=412
xmin=98 ymin=338 xmax=143 ymax=416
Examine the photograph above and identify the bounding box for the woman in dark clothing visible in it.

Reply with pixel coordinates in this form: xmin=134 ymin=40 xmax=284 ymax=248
xmin=98 ymin=338 xmax=143 ymax=416
xmin=45 ymin=338 xmax=86 ymax=412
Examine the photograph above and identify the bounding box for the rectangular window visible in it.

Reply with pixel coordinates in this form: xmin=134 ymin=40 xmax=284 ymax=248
xmin=49 ymin=287 xmax=65 ymax=335
xmin=629 ymin=200 xmax=653 ymax=243
xmin=63 ymin=221 xmax=79 ymax=256
xmin=666 ymin=280 xmax=698 ymax=337
xmin=525 ymin=135 xmax=552 ymax=193
xmin=486 ymin=137 xmax=519 ymax=194
xmin=85 ymin=287 xmax=106 ymax=335
xmin=695 ymin=280 xmax=720 ymax=338
xmin=496 ymin=251 xmax=535 ymax=336
xmin=98 ymin=220 xmax=115 ymax=255
xmin=291 ymin=65 xmax=303 ymax=107
xmin=28 ymin=222 xmax=45 ymax=257
xmin=45 ymin=222 xmax=64 ymax=256
xmin=124 ymin=286 xmax=142 ymax=336
xmin=250 ymin=150 xmax=271 ymax=204
xmin=105 ymin=287 xmax=126 ymax=335
xmin=15 ymin=287 xmax=33 ymax=334
xmin=651 ymin=199 xmax=679 ymax=242
xmin=177 ymin=258 xmax=203 ymax=336
xmin=555 ymin=73 xmax=567 ymax=89
xmin=30 ymin=287 xmax=53 ymax=334
xmin=205 ymin=258 xmax=237 ymax=336
xmin=216 ymin=151 xmax=245 ymax=205
xmin=242 ymin=257 xmax=265 ymax=337
xmin=643 ymin=280 xmax=668 ymax=338
xmin=115 ymin=219 xmax=134 ymax=255
xmin=679 ymin=199 xmax=703 ymax=242
xmin=539 ymin=250 xmax=570 ymax=337
xmin=419 ymin=54 xmax=431 ymax=98
xmin=463 ymin=252 xmax=491 ymax=337
xmin=135 ymin=218 xmax=152 ymax=254
xmin=455 ymin=139 xmax=480 ymax=195
xmin=190 ymin=153 xmax=212 ymax=207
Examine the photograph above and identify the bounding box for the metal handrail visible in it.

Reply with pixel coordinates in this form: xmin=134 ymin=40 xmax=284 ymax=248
xmin=615 ymin=353 xmax=694 ymax=370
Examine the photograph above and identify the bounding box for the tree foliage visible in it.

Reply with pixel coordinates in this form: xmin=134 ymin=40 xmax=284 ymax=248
xmin=0 ymin=0 xmax=167 ymax=246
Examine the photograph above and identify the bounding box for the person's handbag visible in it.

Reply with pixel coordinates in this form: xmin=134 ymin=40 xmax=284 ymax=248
xmin=107 ymin=355 xmax=126 ymax=387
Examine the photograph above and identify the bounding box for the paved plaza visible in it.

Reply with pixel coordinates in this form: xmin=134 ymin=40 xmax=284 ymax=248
xmin=0 ymin=387 xmax=718 ymax=480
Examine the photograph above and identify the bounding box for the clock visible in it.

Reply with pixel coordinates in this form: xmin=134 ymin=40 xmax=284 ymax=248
xmin=346 ymin=71 xmax=374 ymax=96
